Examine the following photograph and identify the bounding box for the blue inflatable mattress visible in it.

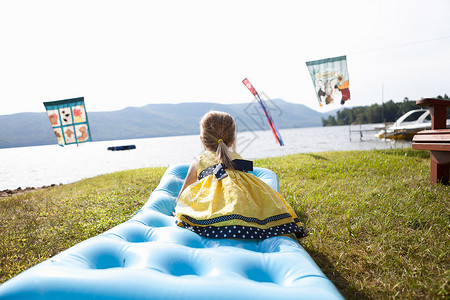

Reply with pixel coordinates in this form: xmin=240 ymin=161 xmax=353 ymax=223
xmin=0 ymin=164 xmax=343 ymax=299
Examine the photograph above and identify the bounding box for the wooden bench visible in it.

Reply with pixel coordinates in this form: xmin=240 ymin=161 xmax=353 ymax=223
xmin=412 ymin=98 xmax=450 ymax=185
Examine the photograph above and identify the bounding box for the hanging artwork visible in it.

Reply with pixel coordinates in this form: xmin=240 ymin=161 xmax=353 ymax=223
xmin=306 ymin=55 xmax=351 ymax=107
xmin=43 ymin=97 xmax=92 ymax=146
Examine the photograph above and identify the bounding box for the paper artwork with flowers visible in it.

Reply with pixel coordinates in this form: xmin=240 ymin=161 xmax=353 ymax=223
xmin=43 ymin=97 xmax=92 ymax=146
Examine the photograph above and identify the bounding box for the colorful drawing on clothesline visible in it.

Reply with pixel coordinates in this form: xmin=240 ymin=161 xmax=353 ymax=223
xmin=43 ymin=97 xmax=92 ymax=146
xmin=306 ymin=55 xmax=351 ymax=107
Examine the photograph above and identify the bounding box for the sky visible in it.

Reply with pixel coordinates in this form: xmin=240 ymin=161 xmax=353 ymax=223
xmin=1 ymin=0 xmax=450 ymax=115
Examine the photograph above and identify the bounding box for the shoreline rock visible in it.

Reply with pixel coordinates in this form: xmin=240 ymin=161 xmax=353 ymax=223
xmin=0 ymin=184 xmax=62 ymax=198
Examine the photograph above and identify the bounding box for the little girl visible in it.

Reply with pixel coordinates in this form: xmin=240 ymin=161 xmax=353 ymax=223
xmin=175 ymin=111 xmax=306 ymax=240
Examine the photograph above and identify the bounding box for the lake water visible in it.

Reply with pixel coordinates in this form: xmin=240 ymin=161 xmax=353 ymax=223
xmin=0 ymin=125 xmax=411 ymax=190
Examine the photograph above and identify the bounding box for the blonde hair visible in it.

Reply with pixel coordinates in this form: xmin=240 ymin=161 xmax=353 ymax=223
xmin=200 ymin=111 xmax=236 ymax=169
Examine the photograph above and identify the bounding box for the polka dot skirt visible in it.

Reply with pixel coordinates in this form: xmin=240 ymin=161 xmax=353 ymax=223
xmin=178 ymin=221 xmax=307 ymax=240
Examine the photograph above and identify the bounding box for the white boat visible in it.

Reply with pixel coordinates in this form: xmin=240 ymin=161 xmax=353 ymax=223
xmin=377 ymin=109 xmax=438 ymax=140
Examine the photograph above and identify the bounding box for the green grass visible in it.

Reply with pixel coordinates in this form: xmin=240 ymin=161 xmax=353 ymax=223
xmin=0 ymin=167 xmax=166 ymax=283
xmin=1 ymin=148 xmax=449 ymax=299
xmin=257 ymin=148 xmax=449 ymax=299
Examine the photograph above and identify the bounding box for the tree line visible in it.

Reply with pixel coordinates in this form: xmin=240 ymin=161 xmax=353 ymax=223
xmin=322 ymin=94 xmax=450 ymax=126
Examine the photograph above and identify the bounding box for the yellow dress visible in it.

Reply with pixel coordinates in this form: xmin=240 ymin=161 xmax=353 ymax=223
xmin=175 ymin=151 xmax=306 ymax=239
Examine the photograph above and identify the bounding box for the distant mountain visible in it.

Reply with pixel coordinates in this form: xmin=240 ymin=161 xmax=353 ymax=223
xmin=0 ymin=99 xmax=336 ymax=149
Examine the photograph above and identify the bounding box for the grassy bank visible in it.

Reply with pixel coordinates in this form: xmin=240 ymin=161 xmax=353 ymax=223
xmin=1 ymin=148 xmax=449 ymax=299
xmin=257 ymin=148 xmax=449 ymax=299
xmin=0 ymin=167 xmax=166 ymax=283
